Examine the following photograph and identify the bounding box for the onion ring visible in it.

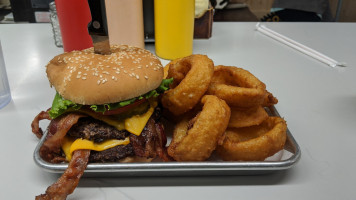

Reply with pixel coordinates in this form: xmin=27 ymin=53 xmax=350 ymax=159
xmin=217 ymin=116 xmax=287 ymax=161
xmin=163 ymin=58 xmax=181 ymax=79
xmin=262 ymin=91 xmax=278 ymax=107
xmin=207 ymin=65 xmax=267 ymax=108
xmin=161 ymin=55 xmax=214 ymax=115
xmin=167 ymin=95 xmax=230 ymax=161
xmin=228 ymin=106 xmax=268 ymax=128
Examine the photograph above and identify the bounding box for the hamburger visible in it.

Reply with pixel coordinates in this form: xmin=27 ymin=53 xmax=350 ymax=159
xmin=32 ymin=45 xmax=172 ymax=199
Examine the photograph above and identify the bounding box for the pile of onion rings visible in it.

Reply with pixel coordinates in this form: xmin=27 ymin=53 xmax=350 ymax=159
xmin=161 ymin=55 xmax=287 ymax=161
xmin=161 ymin=54 xmax=214 ymax=115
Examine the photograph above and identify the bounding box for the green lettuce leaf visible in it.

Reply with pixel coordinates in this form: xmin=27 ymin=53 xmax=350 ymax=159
xmin=48 ymin=78 xmax=173 ymax=119
xmin=48 ymin=92 xmax=82 ymax=119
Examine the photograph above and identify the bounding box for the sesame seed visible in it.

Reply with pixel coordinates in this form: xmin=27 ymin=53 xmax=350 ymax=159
xmin=97 ymin=80 xmax=101 ymax=85
xmin=82 ymin=77 xmax=86 ymax=80
xmin=144 ymin=75 xmax=148 ymax=79
xmin=136 ymin=75 xmax=140 ymax=79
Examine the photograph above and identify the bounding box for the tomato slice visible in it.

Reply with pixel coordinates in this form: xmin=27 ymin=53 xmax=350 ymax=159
xmin=102 ymin=99 xmax=147 ymax=116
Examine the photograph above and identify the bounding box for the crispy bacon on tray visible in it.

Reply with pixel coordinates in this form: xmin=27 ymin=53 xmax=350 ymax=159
xmin=39 ymin=113 xmax=86 ymax=163
xmin=35 ymin=149 xmax=90 ymax=200
xmin=31 ymin=110 xmax=51 ymax=139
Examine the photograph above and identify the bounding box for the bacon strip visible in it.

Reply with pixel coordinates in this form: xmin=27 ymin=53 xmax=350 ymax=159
xmin=129 ymin=118 xmax=171 ymax=161
xmin=155 ymin=122 xmax=172 ymax=161
xmin=35 ymin=149 xmax=90 ymax=200
xmin=40 ymin=113 xmax=86 ymax=163
xmin=31 ymin=110 xmax=51 ymax=139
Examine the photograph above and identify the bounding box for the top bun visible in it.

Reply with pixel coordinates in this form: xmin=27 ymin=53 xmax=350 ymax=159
xmin=46 ymin=45 xmax=164 ymax=105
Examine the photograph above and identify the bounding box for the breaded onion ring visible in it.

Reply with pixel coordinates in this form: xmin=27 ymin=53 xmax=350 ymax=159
xmin=161 ymin=55 xmax=214 ymax=115
xmin=228 ymin=106 xmax=268 ymax=128
xmin=163 ymin=58 xmax=180 ymax=79
xmin=168 ymin=95 xmax=230 ymax=161
xmin=207 ymin=65 xmax=267 ymax=108
xmin=262 ymin=91 xmax=278 ymax=107
xmin=217 ymin=117 xmax=287 ymax=161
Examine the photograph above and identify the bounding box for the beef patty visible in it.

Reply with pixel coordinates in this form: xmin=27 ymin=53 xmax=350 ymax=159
xmin=65 ymin=107 xmax=164 ymax=162
xmin=67 ymin=117 xmax=130 ymax=142
xmin=67 ymin=117 xmax=134 ymax=162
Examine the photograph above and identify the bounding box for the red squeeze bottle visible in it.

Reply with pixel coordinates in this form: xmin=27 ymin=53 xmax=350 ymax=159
xmin=55 ymin=0 xmax=93 ymax=52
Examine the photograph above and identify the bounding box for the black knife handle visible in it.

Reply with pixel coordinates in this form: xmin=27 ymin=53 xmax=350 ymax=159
xmin=87 ymin=0 xmax=108 ymax=36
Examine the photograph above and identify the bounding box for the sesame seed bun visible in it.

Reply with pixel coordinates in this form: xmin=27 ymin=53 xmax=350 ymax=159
xmin=46 ymin=45 xmax=164 ymax=105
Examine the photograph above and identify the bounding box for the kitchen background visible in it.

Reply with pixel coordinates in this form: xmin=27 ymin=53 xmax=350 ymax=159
xmin=0 ymin=0 xmax=355 ymax=24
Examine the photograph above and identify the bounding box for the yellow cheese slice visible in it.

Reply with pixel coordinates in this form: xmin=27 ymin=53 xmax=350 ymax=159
xmin=76 ymin=100 xmax=157 ymax=136
xmin=75 ymin=109 xmax=126 ymax=131
xmin=62 ymin=136 xmax=130 ymax=161
xmin=124 ymin=106 xmax=155 ymax=136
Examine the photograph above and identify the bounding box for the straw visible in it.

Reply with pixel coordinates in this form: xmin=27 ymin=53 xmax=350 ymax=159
xmin=255 ymin=23 xmax=346 ymax=68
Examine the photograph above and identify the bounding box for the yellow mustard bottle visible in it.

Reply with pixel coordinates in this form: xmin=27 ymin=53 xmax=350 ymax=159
xmin=154 ymin=0 xmax=195 ymax=60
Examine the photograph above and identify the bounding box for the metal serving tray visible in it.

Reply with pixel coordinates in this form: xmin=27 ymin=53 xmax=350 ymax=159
xmin=33 ymin=106 xmax=301 ymax=176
